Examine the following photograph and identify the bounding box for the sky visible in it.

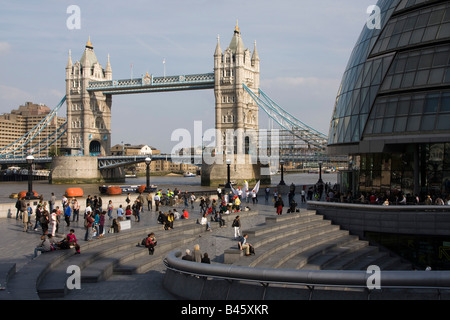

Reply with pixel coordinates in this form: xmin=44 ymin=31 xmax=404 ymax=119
xmin=0 ymin=0 xmax=376 ymax=153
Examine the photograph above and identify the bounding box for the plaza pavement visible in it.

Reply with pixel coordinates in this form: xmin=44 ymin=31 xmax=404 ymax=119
xmin=0 ymin=193 xmax=303 ymax=300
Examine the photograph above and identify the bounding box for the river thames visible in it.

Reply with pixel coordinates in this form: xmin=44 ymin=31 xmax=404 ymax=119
xmin=0 ymin=172 xmax=337 ymax=204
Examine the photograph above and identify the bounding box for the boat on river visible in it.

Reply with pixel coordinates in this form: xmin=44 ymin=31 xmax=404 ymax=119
xmin=99 ymin=184 xmax=157 ymax=194
xmin=183 ymin=171 xmax=196 ymax=177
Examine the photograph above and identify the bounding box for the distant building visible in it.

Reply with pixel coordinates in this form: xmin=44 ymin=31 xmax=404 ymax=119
xmin=110 ymin=143 xmax=197 ymax=173
xmin=0 ymin=101 xmax=67 ymax=157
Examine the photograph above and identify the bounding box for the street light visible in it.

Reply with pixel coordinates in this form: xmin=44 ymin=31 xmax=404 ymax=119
xmin=25 ymin=155 xmax=37 ymax=200
xmin=225 ymin=158 xmax=232 ymax=189
xmin=317 ymin=161 xmax=323 ymax=184
xmin=144 ymin=156 xmax=152 ymax=193
xmin=279 ymin=160 xmax=286 ymax=185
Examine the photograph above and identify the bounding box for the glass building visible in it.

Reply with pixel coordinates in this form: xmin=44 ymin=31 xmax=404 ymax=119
xmin=328 ymin=0 xmax=450 ymax=200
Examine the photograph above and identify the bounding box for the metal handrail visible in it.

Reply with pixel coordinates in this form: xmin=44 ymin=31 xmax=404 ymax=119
xmin=164 ymin=250 xmax=450 ymax=292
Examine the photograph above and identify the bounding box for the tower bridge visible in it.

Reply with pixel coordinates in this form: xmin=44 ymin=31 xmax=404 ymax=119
xmin=0 ymin=23 xmax=345 ymax=185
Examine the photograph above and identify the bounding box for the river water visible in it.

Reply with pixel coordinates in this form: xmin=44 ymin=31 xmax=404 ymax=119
xmin=0 ymin=172 xmax=337 ymax=204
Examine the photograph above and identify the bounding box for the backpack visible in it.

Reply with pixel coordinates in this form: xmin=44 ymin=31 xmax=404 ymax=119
xmin=84 ymin=218 xmax=89 ymax=229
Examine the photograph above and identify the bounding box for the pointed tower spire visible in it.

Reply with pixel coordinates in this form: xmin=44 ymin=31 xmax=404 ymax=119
xmin=105 ymin=53 xmax=112 ymax=80
xmin=86 ymin=36 xmax=93 ymax=49
xmin=66 ymin=49 xmax=73 ymax=68
xmin=214 ymin=34 xmax=222 ymax=57
xmin=106 ymin=54 xmax=112 ymax=71
xmin=251 ymin=40 xmax=260 ymax=62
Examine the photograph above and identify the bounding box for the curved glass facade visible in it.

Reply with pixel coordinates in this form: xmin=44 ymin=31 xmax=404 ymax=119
xmin=328 ymin=0 xmax=450 ymax=197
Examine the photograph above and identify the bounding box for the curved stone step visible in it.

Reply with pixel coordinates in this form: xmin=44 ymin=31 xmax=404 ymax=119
xmin=233 ymin=224 xmax=343 ymax=267
xmin=37 ymin=221 xmax=203 ymax=298
xmin=253 ymin=230 xmax=351 ymax=269
xmin=280 ymin=235 xmax=365 ymax=270
xmin=321 ymin=245 xmax=380 ymax=270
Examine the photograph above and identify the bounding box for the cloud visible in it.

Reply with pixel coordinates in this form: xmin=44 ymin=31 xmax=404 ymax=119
xmin=0 ymin=42 xmax=11 ymax=55
xmin=0 ymin=84 xmax=32 ymax=101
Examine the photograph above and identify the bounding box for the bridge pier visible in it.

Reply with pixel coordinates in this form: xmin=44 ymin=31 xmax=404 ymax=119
xmin=50 ymin=156 xmax=124 ymax=184
xmin=201 ymin=155 xmax=270 ymax=187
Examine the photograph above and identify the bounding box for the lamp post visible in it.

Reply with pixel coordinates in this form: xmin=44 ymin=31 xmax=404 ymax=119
xmin=225 ymin=159 xmax=232 ymax=189
xmin=317 ymin=161 xmax=323 ymax=184
xmin=26 ymin=155 xmax=37 ymax=200
xmin=279 ymin=160 xmax=286 ymax=185
xmin=144 ymin=156 xmax=152 ymax=193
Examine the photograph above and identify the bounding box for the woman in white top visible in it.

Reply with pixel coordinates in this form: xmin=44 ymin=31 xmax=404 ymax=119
xmin=49 ymin=209 xmax=57 ymax=236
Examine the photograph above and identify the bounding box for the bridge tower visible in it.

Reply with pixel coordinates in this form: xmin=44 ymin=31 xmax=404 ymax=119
xmin=202 ymin=22 xmax=270 ymax=186
xmin=65 ymin=38 xmax=112 ymax=156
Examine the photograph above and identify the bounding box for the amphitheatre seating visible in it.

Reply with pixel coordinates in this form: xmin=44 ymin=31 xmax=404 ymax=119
xmin=4 ymin=208 xmax=259 ymax=299
xmin=230 ymin=209 xmax=412 ymax=271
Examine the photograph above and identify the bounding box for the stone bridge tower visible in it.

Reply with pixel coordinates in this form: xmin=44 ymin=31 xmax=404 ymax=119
xmin=202 ymin=23 xmax=270 ymax=186
xmin=65 ymin=38 xmax=112 ymax=156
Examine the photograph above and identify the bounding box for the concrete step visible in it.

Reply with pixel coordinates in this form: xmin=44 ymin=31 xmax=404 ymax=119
xmin=233 ymin=223 xmax=344 ymax=268
xmin=281 ymin=235 xmax=365 ymax=270
xmin=322 ymin=245 xmax=380 ymax=270
xmin=37 ymin=221 xmax=204 ymax=298
xmin=243 ymin=210 xmax=320 ymax=238
xmin=0 ymin=263 xmax=16 ymax=299
xmin=253 ymin=230 xmax=351 ymax=269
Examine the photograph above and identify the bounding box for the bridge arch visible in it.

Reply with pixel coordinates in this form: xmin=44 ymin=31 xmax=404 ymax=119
xmin=89 ymin=140 xmax=101 ymax=156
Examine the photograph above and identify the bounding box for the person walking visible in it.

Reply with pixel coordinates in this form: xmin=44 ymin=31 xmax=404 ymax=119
xmin=72 ymin=198 xmax=80 ymax=222
xmin=275 ymin=196 xmax=284 ymax=215
xmin=49 ymin=209 xmax=57 ymax=236
xmin=84 ymin=211 xmax=95 ymax=241
xmin=154 ymin=193 xmax=160 ymax=212
xmin=97 ymin=211 xmax=105 ymax=238
xmin=232 ymin=215 xmax=241 ymax=239
xmin=107 ymin=200 xmax=113 ymax=220
xmin=147 ymin=193 xmax=153 ymax=211
xmin=64 ymin=204 xmax=71 ymax=227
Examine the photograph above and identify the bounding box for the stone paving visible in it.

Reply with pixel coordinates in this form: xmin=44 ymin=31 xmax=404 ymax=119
xmin=0 ymin=193 xmax=300 ymax=300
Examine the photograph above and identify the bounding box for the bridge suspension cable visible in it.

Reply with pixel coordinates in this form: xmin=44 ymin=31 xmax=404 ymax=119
xmin=243 ymin=84 xmax=328 ymax=150
xmin=0 ymin=95 xmax=67 ymax=159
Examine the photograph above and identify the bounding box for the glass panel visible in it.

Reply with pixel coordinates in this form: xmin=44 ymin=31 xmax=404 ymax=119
xmin=441 ymin=93 xmax=450 ymax=112
xmin=436 ymin=114 xmax=450 ymax=130
xmin=428 ymin=9 xmax=445 ymax=25
xmin=397 ymin=98 xmax=410 ymax=115
xmin=374 ymin=119 xmax=383 ymax=134
xmin=391 ymin=74 xmax=403 ymax=89
xmin=418 ymin=53 xmax=433 ymax=69
xmin=395 ymin=58 xmax=407 ymax=73
xmin=406 ymin=115 xmax=421 ymax=131
xmin=420 ymin=114 xmax=436 ymax=131
xmin=415 ymin=69 xmax=430 ymax=86
xmin=425 ymin=94 xmax=440 ymax=113
xmin=422 ymin=25 xmax=439 ymax=41
xmin=444 ymin=68 xmax=450 ymax=83
xmin=432 ymin=51 xmax=449 ymax=67
xmin=376 ymin=103 xmax=386 ymax=118
xmin=386 ymin=99 xmax=397 ymax=116
xmin=401 ymin=71 xmax=416 ymax=88
xmin=415 ymin=12 xmax=430 ymax=28
xmin=411 ymin=97 xmax=424 ymax=114
xmin=428 ymin=68 xmax=445 ymax=84
xmin=405 ymin=55 xmax=420 ymax=71
xmin=394 ymin=116 xmax=408 ymax=132
xmin=382 ymin=117 xmax=395 ymax=133
xmin=437 ymin=23 xmax=450 ymax=39
xmin=410 ymin=28 xmax=425 ymax=44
